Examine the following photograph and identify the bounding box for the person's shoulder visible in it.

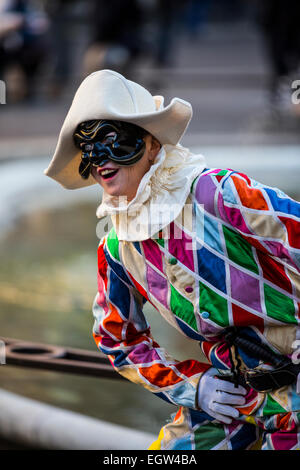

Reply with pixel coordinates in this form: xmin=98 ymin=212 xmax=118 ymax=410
xmin=192 ymin=168 xmax=252 ymax=192
xmin=191 ymin=168 xmax=233 ymax=202
xmin=98 ymin=229 xmax=133 ymax=284
xmin=101 ymin=226 xmax=121 ymax=263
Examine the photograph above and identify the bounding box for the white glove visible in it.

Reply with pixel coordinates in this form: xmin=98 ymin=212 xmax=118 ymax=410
xmin=197 ymin=368 xmax=247 ymax=424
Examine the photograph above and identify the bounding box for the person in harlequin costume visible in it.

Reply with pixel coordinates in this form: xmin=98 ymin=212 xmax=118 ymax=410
xmin=45 ymin=70 xmax=300 ymax=450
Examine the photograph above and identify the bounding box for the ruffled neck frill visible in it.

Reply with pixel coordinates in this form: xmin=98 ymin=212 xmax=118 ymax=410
xmin=96 ymin=144 xmax=206 ymax=241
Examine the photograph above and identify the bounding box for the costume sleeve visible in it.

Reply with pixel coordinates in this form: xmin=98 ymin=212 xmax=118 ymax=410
xmin=217 ymin=170 xmax=300 ymax=273
xmin=92 ymin=237 xmax=211 ymax=409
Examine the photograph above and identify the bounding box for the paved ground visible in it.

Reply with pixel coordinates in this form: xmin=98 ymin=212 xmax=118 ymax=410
xmin=0 ymin=20 xmax=299 ymax=162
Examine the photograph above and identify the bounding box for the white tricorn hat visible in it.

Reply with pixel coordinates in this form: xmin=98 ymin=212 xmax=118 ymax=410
xmin=44 ymin=69 xmax=193 ymax=189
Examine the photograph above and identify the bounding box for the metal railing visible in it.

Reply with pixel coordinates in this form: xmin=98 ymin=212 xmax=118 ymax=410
xmin=0 ymin=336 xmax=123 ymax=380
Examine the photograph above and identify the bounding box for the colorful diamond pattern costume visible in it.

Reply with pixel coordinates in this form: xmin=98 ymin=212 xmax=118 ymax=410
xmin=92 ymin=168 xmax=300 ymax=450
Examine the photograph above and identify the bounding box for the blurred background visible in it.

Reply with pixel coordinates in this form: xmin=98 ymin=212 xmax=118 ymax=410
xmin=0 ymin=0 xmax=300 ymax=449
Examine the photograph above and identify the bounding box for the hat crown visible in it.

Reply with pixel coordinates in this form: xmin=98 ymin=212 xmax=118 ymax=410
xmin=69 ymin=70 xmax=156 ymax=126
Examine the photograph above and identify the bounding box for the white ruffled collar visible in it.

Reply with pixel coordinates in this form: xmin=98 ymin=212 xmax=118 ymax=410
xmin=96 ymin=144 xmax=206 ymax=241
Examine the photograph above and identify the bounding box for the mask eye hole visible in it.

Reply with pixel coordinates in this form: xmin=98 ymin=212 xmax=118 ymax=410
xmin=101 ymin=131 xmax=117 ymax=145
xmin=82 ymin=143 xmax=94 ymax=152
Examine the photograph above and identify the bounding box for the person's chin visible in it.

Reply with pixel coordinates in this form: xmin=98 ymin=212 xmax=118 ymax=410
xmin=103 ymin=185 xmax=127 ymax=199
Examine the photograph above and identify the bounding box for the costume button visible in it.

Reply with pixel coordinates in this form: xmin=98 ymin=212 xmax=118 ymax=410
xmin=201 ymin=311 xmax=210 ymax=319
xmin=169 ymin=257 xmax=177 ymax=265
xmin=185 ymin=285 xmax=193 ymax=293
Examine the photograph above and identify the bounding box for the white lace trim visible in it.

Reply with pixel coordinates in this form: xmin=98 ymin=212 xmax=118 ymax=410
xmin=96 ymin=144 xmax=206 ymax=241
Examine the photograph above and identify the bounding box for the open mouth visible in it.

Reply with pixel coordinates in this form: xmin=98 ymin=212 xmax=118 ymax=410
xmin=97 ymin=168 xmax=119 ymax=180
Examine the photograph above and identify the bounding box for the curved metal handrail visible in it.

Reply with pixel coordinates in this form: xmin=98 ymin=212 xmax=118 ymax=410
xmin=0 ymin=336 xmax=123 ymax=380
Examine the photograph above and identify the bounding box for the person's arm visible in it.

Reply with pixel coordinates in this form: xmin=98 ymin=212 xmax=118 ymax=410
xmin=92 ymin=236 xmax=211 ymax=409
xmin=193 ymin=168 xmax=300 ymax=347
xmin=215 ymin=169 xmax=300 ymax=272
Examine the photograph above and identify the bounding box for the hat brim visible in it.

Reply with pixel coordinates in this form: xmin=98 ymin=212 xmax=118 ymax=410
xmin=44 ymin=97 xmax=192 ymax=190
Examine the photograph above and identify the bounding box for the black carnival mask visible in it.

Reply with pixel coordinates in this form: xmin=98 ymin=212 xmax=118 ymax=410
xmin=73 ymin=120 xmax=147 ymax=179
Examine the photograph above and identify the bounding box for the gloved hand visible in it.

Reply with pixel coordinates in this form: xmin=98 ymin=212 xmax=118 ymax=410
xmin=197 ymin=368 xmax=247 ymax=424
